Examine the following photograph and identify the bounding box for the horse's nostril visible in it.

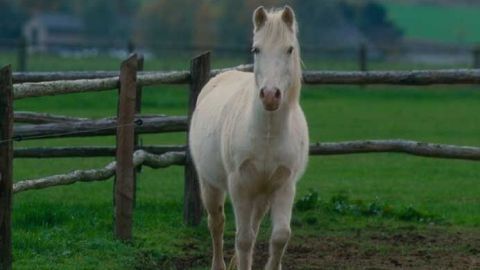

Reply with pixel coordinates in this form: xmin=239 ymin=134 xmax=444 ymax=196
xmin=275 ymin=89 xmax=281 ymax=99
xmin=260 ymin=88 xmax=265 ymax=98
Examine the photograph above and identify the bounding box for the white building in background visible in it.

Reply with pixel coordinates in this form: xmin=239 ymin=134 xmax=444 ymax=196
xmin=23 ymin=13 xmax=85 ymax=52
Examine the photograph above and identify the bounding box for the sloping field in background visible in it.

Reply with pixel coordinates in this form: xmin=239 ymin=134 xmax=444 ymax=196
xmin=384 ymin=2 xmax=480 ymax=44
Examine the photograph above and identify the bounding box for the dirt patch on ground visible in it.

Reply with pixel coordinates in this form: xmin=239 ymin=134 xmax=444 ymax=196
xmin=280 ymin=232 xmax=480 ymax=269
xmin=277 ymin=229 xmax=480 ymax=269
xmin=168 ymin=227 xmax=480 ymax=269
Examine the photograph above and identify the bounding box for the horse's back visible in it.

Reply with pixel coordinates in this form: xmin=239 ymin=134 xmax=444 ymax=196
xmin=190 ymin=70 xmax=253 ymax=190
xmin=197 ymin=70 xmax=252 ymax=105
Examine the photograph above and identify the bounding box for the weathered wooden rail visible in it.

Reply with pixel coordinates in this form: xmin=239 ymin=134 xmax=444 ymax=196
xmin=13 ymin=66 xmax=480 ymax=89
xmin=12 ymin=65 xmax=252 ymax=83
xmin=2 ymin=53 xmax=480 ymax=269
xmin=13 ymin=150 xmax=186 ymax=194
xmin=14 ymin=111 xmax=89 ymax=124
xmin=13 ymin=145 xmax=187 ymax=158
xmin=12 ymin=140 xmax=480 ymax=161
xmin=12 ymin=65 xmax=253 ymax=99
xmin=13 ymin=115 xmax=187 ymax=140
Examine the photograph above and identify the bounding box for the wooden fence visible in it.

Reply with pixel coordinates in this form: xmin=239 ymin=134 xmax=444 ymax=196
xmin=1 ymin=53 xmax=480 ymax=269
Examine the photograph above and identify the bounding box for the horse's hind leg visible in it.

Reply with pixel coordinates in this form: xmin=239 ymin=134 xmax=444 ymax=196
xmin=200 ymin=180 xmax=226 ymax=270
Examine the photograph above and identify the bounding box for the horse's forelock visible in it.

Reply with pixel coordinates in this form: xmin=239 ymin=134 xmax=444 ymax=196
xmin=254 ymin=8 xmax=299 ymax=49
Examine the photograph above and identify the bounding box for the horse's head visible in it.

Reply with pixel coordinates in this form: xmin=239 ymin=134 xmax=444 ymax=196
xmin=252 ymin=6 xmax=301 ymax=112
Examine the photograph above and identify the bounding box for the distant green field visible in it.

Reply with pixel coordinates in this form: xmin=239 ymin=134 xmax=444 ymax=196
xmin=5 ymin=54 xmax=480 ymax=269
xmin=384 ymin=2 xmax=480 ymax=44
xmin=0 ymin=50 xmax=472 ymax=76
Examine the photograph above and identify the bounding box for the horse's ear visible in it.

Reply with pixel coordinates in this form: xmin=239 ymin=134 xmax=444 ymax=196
xmin=253 ymin=6 xmax=267 ymax=32
xmin=282 ymin=5 xmax=296 ymax=31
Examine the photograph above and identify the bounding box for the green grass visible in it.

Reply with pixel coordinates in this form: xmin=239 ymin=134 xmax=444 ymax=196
xmin=0 ymin=52 xmax=248 ymax=72
xmin=384 ymin=1 xmax=480 ymax=44
xmin=6 ymin=55 xmax=480 ymax=268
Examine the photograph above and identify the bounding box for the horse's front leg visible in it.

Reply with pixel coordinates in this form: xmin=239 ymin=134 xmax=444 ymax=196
xmin=200 ymin=180 xmax=226 ymax=270
xmin=265 ymin=182 xmax=295 ymax=270
xmin=229 ymin=173 xmax=255 ymax=270
xmin=251 ymin=195 xmax=269 ymax=237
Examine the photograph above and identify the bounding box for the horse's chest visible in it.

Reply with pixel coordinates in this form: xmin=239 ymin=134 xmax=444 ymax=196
xmin=233 ymin=135 xmax=296 ymax=188
xmin=244 ymin=134 xmax=291 ymax=161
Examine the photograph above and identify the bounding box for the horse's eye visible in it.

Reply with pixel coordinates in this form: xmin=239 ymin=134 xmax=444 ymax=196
xmin=251 ymin=47 xmax=260 ymax=54
xmin=287 ymin=46 xmax=294 ymax=55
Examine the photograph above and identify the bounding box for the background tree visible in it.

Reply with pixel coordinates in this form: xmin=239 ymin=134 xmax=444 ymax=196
xmin=17 ymin=0 xmax=81 ymax=14
xmin=1 ymin=0 xmax=403 ymax=53
xmin=192 ymin=2 xmax=218 ymax=48
xmin=82 ymin=0 xmax=138 ymax=46
xmin=0 ymin=0 xmax=27 ymax=40
xmin=291 ymin=0 xmax=351 ymax=47
xmin=340 ymin=1 xmax=403 ymax=47
xmin=216 ymin=0 xmax=281 ymax=49
xmin=216 ymin=1 xmax=249 ymax=48
xmin=136 ymin=0 xmax=199 ymax=54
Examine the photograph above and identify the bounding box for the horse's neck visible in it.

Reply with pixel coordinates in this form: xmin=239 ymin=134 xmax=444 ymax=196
xmin=250 ymin=106 xmax=289 ymax=137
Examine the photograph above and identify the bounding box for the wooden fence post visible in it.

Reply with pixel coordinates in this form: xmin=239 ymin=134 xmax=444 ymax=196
xmin=133 ymin=54 xmax=144 ymax=207
xmin=359 ymin=44 xmax=367 ymax=72
xmin=184 ymin=52 xmax=210 ymax=226
xmin=473 ymin=45 xmax=480 ymax=69
xmin=114 ymin=54 xmax=137 ymax=241
xmin=0 ymin=65 xmax=14 ymax=270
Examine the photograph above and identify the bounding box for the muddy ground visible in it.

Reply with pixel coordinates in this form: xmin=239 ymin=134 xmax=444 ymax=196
xmin=170 ymin=227 xmax=480 ymax=270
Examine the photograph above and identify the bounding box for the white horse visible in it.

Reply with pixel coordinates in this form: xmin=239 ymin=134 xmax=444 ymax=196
xmin=189 ymin=6 xmax=309 ymax=270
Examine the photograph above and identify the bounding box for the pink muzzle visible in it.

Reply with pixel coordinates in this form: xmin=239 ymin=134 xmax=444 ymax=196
xmin=259 ymin=87 xmax=281 ymax=111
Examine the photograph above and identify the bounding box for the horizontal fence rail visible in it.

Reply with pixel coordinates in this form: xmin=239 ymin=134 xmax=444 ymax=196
xmin=14 ymin=67 xmax=480 ymax=86
xmin=302 ymin=69 xmax=480 ymax=85
xmin=14 ymin=77 xmax=120 ymax=99
xmin=13 ymin=115 xmax=187 ymax=141
xmin=11 ymin=139 xmax=480 ymax=193
xmin=13 ymin=145 xmax=186 ymax=158
xmin=12 ymin=71 xmax=189 ymax=84
xmin=13 ymin=71 xmax=121 ymax=83
xmin=14 ymin=111 xmax=89 ymax=124
xmin=12 ymin=140 xmax=480 ymax=161
xmin=310 ymin=139 xmax=480 ymax=161
xmin=13 ymin=150 xmax=185 ymax=194
xmin=13 ymin=72 xmax=191 ymax=99
xmin=14 ymin=77 xmax=119 ymax=99
xmin=12 ymin=67 xmax=480 ymax=99
xmin=14 ymin=112 xmax=167 ymax=124
xmin=12 ymin=65 xmax=253 ymax=83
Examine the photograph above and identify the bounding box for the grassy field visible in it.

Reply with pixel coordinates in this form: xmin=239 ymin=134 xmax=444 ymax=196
xmin=384 ymin=1 xmax=480 ymax=44
xmin=3 ymin=54 xmax=480 ymax=269
xmin=1 ymin=49 xmax=472 ymax=74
